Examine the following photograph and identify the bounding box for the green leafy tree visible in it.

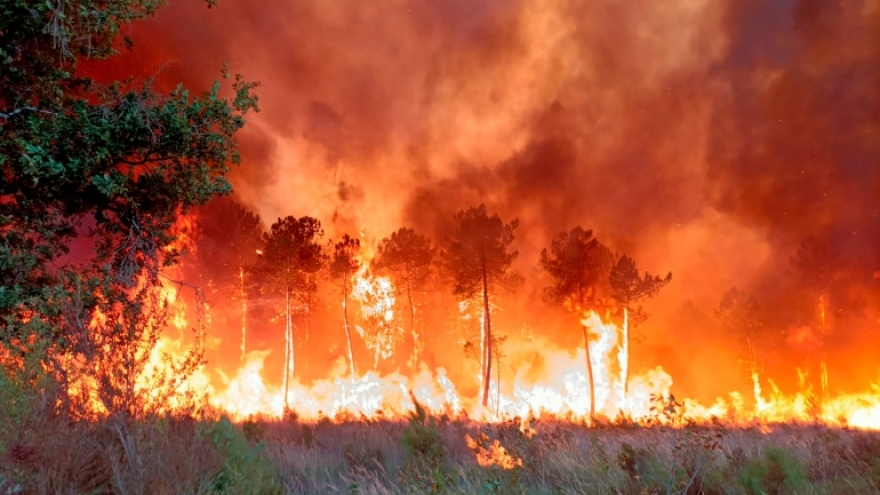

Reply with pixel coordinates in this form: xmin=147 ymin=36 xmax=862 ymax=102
xmin=373 ymin=227 xmax=435 ymax=368
xmin=253 ymin=216 xmax=325 ymax=410
xmin=540 ymin=227 xmax=613 ymax=420
xmin=190 ymin=196 xmax=263 ymax=360
xmin=329 ymin=234 xmax=360 ymax=376
xmin=442 ymin=205 xmax=519 ymax=408
xmin=0 ymin=0 xmax=257 ymax=416
xmin=609 ymin=254 xmax=671 ymax=394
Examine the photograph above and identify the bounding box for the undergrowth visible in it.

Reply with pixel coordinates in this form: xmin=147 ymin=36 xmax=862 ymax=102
xmin=3 ymin=397 xmax=880 ymax=495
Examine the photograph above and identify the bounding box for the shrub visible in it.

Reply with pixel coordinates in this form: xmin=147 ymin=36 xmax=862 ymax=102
xmin=208 ymin=417 xmax=280 ymax=495
xmin=739 ymin=445 xmax=808 ymax=495
xmin=399 ymin=400 xmax=453 ymax=493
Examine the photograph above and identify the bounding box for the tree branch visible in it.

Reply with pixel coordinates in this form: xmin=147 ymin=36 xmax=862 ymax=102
xmin=0 ymin=106 xmax=57 ymax=120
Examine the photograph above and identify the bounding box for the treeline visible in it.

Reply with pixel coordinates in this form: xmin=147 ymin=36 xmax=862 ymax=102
xmin=191 ymin=196 xmax=878 ymax=411
xmin=189 ymin=198 xmax=673 ymax=416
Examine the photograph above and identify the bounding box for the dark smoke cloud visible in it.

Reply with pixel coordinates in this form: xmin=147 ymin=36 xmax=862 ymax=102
xmin=101 ymin=0 xmax=880 ymax=398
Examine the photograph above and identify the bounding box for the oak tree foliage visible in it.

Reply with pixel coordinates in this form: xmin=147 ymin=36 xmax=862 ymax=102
xmin=0 ymin=0 xmax=258 ymax=416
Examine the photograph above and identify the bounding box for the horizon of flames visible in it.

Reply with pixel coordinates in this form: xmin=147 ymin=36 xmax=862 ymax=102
xmin=119 ymin=262 xmax=880 ymax=431
xmin=79 ymin=220 xmax=880 ymax=428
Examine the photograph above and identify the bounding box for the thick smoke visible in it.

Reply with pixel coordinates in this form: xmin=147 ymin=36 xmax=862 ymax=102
xmin=105 ymin=0 xmax=879 ymax=401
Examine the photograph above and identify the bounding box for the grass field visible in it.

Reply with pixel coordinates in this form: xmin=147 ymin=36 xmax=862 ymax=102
xmin=5 ymin=404 xmax=880 ymax=495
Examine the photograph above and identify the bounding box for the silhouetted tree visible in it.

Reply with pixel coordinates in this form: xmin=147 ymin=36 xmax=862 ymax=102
xmin=790 ymin=235 xmax=842 ymax=396
xmin=609 ymin=254 xmax=671 ymax=393
xmin=540 ymin=226 xmax=613 ymax=420
xmin=330 ymin=234 xmax=360 ymax=376
xmin=716 ymin=287 xmax=763 ymax=381
xmin=442 ymin=205 xmax=519 ymax=408
xmin=373 ymin=227 xmax=435 ymax=367
xmin=254 ymin=216 xmax=325 ymax=410
xmin=190 ymin=196 xmax=263 ymax=360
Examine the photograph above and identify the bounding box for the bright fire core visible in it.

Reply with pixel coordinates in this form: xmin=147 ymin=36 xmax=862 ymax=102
xmin=138 ymin=256 xmax=880 ymax=431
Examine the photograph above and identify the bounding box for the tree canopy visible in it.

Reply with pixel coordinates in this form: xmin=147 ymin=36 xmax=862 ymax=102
xmin=540 ymin=227 xmax=613 ymax=311
xmin=609 ymin=254 xmax=672 ymax=325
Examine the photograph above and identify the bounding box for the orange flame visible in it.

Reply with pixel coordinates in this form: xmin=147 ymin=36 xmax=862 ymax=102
xmin=466 ymin=433 xmax=523 ymax=469
xmin=72 ymin=257 xmax=880 ymax=430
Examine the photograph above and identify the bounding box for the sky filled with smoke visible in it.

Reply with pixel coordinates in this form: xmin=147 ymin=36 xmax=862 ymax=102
xmin=101 ymin=0 xmax=880 ymax=400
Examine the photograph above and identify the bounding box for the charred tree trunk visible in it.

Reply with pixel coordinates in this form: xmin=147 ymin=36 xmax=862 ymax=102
xmin=481 ymin=261 xmax=492 ymax=408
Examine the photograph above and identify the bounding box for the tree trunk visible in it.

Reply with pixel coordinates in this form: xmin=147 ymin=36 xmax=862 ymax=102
xmin=406 ymin=274 xmax=418 ymax=368
xmin=583 ymin=323 xmax=596 ymax=421
xmin=283 ymin=274 xmax=292 ymax=411
xmin=496 ymin=341 xmax=501 ymax=416
xmin=306 ymin=285 xmax=311 ymax=343
xmin=343 ymin=276 xmax=356 ymax=376
xmin=578 ymin=286 xmax=595 ymax=421
xmin=819 ymin=294 xmax=828 ymax=397
xmin=621 ymin=307 xmax=629 ymax=395
xmin=481 ymin=262 xmax=492 ymax=408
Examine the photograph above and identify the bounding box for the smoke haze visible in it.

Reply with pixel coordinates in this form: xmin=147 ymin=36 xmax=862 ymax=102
xmin=100 ymin=0 xmax=880 ymax=402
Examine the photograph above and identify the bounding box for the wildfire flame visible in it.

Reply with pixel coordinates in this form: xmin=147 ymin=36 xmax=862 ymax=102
xmin=122 ymin=303 xmax=880 ymax=430
xmin=73 ymin=229 xmax=880 ymax=430
xmin=466 ymin=432 xmax=523 ymax=469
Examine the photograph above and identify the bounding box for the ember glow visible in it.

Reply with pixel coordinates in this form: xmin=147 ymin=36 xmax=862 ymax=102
xmin=85 ymin=0 xmax=879 ymax=429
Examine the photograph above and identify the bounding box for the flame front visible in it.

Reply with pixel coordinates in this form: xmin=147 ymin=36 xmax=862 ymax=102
xmin=79 ymin=226 xmax=880 ymax=430
xmin=132 ymin=301 xmax=880 ymax=430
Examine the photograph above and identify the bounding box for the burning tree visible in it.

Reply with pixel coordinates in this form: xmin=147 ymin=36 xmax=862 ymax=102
xmin=330 ymin=234 xmax=360 ymax=376
xmin=253 ymin=216 xmax=325 ymax=410
xmin=373 ymin=227 xmax=435 ymax=368
xmin=716 ymin=287 xmax=763 ymax=386
xmin=608 ymin=254 xmax=671 ymax=394
xmin=790 ymin=235 xmax=842 ymax=397
xmin=190 ymin=197 xmax=263 ymax=360
xmin=0 ymin=0 xmax=257 ymax=417
xmin=540 ymin=227 xmax=613 ymax=420
xmin=442 ymin=205 xmax=519 ymax=408
xmin=352 ymin=269 xmax=401 ymax=371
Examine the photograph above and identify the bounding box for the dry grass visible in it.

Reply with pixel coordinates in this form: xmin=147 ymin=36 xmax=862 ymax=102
xmin=251 ymin=416 xmax=880 ymax=495
xmin=4 ymin=409 xmax=880 ymax=495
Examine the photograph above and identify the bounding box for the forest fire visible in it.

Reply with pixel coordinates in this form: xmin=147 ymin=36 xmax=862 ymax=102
xmin=87 ymin=208 xmax=880 ymax=430
xmin=2 ymin=0 xmax=878 ymax=492
xmin=127 ymin=259 xmax=880 ymax=430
